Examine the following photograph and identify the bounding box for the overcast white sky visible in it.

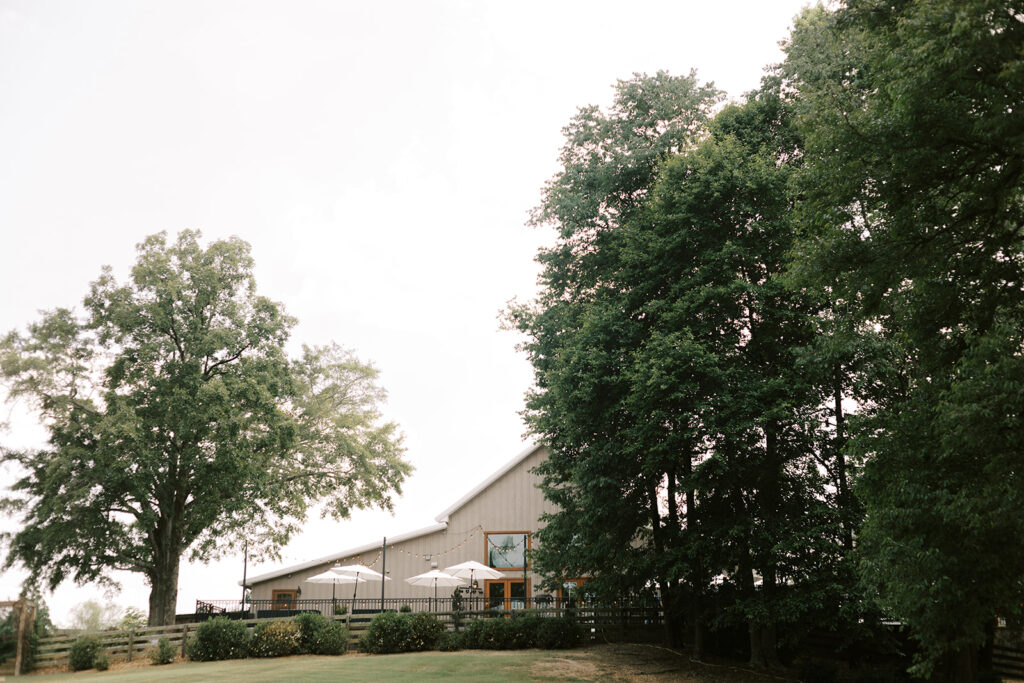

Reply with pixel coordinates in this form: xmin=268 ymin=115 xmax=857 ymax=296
xmin=0 ymin=0 xmax=810 ymax=626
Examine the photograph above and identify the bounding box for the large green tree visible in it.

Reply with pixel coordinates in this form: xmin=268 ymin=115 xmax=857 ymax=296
xmin=511 ymin=71 xmax=722 ymax=650
xmin=632 ymin=85 xmax=853 ymax=666
xmin=0 ymin=231 xmax=410 ymax=625
xmin=785 ymin=1 xmax=1024 ymax=678
xmin=516 ymin=73 xmax=856 ymax=664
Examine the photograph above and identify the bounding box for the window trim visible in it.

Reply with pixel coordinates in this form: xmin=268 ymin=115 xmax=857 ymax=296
xmin=483 ymin=530 xmax=531 ymax=570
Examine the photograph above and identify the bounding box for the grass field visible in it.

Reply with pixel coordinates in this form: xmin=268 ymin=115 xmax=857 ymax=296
xmin=25 ymin=650 xmax=580 ymax=682
xmin=22 ymin=644 xmax=796 ymax=682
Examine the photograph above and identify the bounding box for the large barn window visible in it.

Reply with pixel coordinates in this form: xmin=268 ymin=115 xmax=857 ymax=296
xmin=485 ymin=531 xmax=530 ymax=569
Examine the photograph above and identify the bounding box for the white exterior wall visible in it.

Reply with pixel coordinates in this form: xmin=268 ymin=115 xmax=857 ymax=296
xmin=248 ymin=445 xmax=558 ymax=602
xmin=249 ymin=526 xmax=447 ymax=604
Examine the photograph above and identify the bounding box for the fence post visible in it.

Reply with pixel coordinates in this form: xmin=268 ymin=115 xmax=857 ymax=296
xmin=14 ymin=599 xmax=29 ymax=676
xmin=127 ymin=629 xmax=134 ymax=661
xmin=180 ymin=624 xmax=189 ymax=658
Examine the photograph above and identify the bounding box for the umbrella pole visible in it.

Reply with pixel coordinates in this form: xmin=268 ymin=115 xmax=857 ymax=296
xmin=352 ymin=573 xmax=359 ymax=616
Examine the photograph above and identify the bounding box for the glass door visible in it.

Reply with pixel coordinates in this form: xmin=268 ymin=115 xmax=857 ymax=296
xmin=487 ymin=581 xmax=505 ymax=610
xmin=485 ymin=579 xmax=530 ymax=611
xmin=271 ymin=589 xmax=296 ymax=610
xmin=509 ymin=580 xmax=527 ymax=610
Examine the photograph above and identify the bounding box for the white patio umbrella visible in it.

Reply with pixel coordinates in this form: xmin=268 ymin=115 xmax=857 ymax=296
xmin=405 ymin=570 xmax=465 ymax=609
xmin=330 ymin=563 xmax=390 ymax=603
xmin=444 ymin=560 xmax=504 ymax=587
xmin=306 ymin=569 xmax=366 ymax=602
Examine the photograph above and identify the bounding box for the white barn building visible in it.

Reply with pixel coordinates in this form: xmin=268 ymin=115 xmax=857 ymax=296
xmin=241 ymin=444 xmax=584 ymax=614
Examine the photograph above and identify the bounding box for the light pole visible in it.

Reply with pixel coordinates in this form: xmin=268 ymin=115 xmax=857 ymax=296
xmin=241 ymin=539 xmax=248 ymax=614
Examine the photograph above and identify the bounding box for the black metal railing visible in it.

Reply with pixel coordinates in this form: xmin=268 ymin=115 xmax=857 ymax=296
xmin=196 ymin=596 xmax=654 ymax=619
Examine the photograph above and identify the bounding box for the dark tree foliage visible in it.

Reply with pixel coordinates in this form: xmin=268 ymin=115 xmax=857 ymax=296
xmin=510 ymin=71 xmax=723 ymax=650
xmin=785 ymin=1 xmax=1024 ymax=678
xmin=512 ymin=74 xmax=857 ymax=665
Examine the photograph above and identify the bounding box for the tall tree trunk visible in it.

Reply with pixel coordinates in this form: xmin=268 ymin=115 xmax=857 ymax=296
xmin=834 ymin=364 xmax=854 ymax=551
xmin=950 ymin=646 xmax=978 ymax=683
xmin=979 ymin=618 xmax=996 ymax=673
xmin=147 ymin=550 xmax=181 ymax=626
xmin=689 ymin=597 xmax=706 ymax=660
xmin=738 ymin=553 xmax=767 ymax=668
xmin=683 ymin=464 xmax=706 ymax=660
xmin=649 ymin=484 xmax=683 ymax=648
xmin=746 ymin=425 xmax=782 ymax=669
xmin=148 ymin=511 xmax=184 ymax=626
xmin=759 ymin=563 xmax=782 ymax=669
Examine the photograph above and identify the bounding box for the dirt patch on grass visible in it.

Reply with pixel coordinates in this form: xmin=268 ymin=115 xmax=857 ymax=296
xmin=530 ymin=644 xmax=796 ymax=682
xmin=31 ymin=653 xmax=176 ymax=676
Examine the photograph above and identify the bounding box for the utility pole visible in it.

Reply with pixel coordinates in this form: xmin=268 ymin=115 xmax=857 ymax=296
xmin=241 ymin=539 xmax=248 ymax=614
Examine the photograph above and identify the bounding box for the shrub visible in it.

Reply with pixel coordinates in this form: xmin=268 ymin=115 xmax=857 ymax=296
xmin=314 ymin=620 xmax=349 ymax=655
xmin=68 ymin=635 xmax=103 ymax=671
xmin=295 ymin=612 xmax=327 ymax=653
xmin=535 ymin=616 xmax=582 ymax=649
xmin=408 ymin=612 xmax=445 ymax=651
xmin=94 ymin=652 xmax=110 ymax=671
xmin=460 ymin=617 xmax=484 ymax=649
xmin=295 ymin=612 xmax=348 ymax=655
xmin=150 ymin=636 xmax=176 ymax=665
xmin=399 ymin=604 xmax=412 ymax=613
xmin=359 ymin=611 xmax=413 ymax=654
xmin=462 ymin=617 xmax=513 ymax=650
xmin=186 ymin=616 xmax=250 ymax=661
xmin=250 ymin=620 xmax=302 ymax=658
xmin=509 ymin=614 xmax=544 ymax=648
xmin=459 ymin=614 xmax=582 ymax=651
xmin=437 ymin=631 xmax=462 ymax=652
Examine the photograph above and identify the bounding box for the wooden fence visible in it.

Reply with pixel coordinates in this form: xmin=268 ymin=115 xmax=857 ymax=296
xmin=34 ymin=605 xmax=663 ymax=670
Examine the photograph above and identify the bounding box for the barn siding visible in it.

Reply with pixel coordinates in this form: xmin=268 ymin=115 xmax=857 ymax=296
xmin=248 ymin=445 xmax=559 ymax=602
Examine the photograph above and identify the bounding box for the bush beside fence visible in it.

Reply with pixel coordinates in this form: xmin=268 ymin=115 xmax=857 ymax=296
xmin=34 ymin=605 xmax=663 ymax=669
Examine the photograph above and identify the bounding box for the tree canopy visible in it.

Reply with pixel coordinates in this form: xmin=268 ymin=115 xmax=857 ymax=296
xmin=511 ymin=73 xmax=856 ymax=664
xmin=783 ymin=1 xmax=1024 ymax=677
xmin=516 ymin=2 xmax=1024 ymax=679
xmin=0 ymin=231 xmax=411 ymax=625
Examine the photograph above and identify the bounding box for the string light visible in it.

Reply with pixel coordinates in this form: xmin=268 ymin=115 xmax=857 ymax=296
xmin=325 ymin=526 xmax=535 ymax=566
xmin=387 ymin=525 xmax=485 ymax=560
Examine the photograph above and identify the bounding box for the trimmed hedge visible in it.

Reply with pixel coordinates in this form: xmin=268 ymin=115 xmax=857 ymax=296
xmin=250 ymin=620 xmax=302 ymax=658
xmin=460 ymin=614 xmax=582 ymax=650
xmin=407 ymin=612 xmax=445 ymax=651
xmin=186 ymin=614 xmax=350 ymax=661
xmin=186 ymin=616 xmax=251 ymax=661
xmin=358 ymin=611 xmax=446 ymax=654
xmin=359 ymin=611 xmax=584 ymax=655
xmin=437 ymin=631 xmax=462 ymax=652
xmin=295 ymin=612 xmax=348 ymax=655
xmin=535 ymin=616 xmax=583 ymax=649
xmin=359 ymin=611 xmax=414 ymax=654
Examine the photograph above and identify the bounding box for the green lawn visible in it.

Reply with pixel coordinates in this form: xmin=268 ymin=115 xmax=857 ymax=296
xmin=26 ymin=651 xmax=586 ymax=682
